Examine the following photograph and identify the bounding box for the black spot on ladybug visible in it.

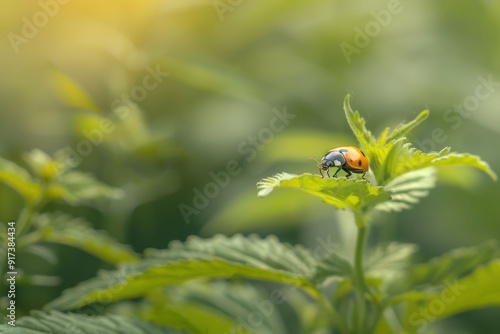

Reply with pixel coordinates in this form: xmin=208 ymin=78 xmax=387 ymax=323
xmin=358 ymin=159 xmax=362 ymax=167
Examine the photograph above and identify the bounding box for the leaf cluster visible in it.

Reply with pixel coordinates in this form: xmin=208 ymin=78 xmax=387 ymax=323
xmin=2 ymin=97 xmax=498 ymax=334
xmin=0 ymin=150 xmax=136 ymax=297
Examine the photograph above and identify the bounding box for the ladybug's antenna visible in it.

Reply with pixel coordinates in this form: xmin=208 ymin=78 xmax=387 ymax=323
xmin=308 ymin=156 xmax=321 ymax=167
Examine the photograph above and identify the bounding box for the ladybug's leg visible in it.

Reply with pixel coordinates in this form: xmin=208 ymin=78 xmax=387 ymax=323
xmin=342 ymin=167 xmax=352 ymax=178
xmin=361 ymin=171 xmax=371 ymax=183
xmin=319 ymin=167 xmax=330 ymax=178
xmin=332 ymin=168 xmax=342 ymax=178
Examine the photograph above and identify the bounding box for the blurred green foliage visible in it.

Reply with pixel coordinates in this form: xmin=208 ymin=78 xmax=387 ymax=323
xmin=1 ymin=0 xmax=500 ymax=332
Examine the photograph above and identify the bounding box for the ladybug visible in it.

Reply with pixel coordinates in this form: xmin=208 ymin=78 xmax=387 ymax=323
xmin=318 ymin=146 xmax=369 ymax=179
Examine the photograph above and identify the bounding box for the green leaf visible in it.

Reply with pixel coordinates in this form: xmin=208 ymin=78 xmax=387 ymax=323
xmin=386 ymin=290 xmax=436 ymax=307
xmin=2 ymin=151 xmax=123 ymax=206
xmin=390 ymin=145 xmax=495 ymax=181
xmin=141 ymin=297 xmax=204 ymax=334
xmin=312 ymin=252 xmax=353 ymax=284
xmin=430 ymin=152 xmax=498 ymax=181
xmin=375 ymin=167 xmax=437 ymax=212
xmin=400 ymin=260 xmax=500 ymax=333
xmin=389 ymin=240 xmax=500 ymax=296
xmin=46 ymin=234 xmax=321 ymax=311
xmin=18 ymin=274 xmax=61 ymax=287
xmin=285 ymin=289 xmax=333 ymax=333
xmin=369 ymin=138 xmax=496 ymax=186
xmin=257 ymin=173 xmax=391 ymax=212
xmin=343 ymin=95 xmax=376 ymax=150
xmin=0 ymin=310 xmax=183 ymax=333
xmin=24 ymin=244 xmax=59 ymax=265
xmin=48 ymin=171 xmax=123 ymax=205
xmin=145 ymin=281 xmax=289 ymax=334
xmin=428 ymin=260 xmax=500 ymax=318
xmin=383 ymin=110 xmax=429 ymax=145
xmin=34 ymin=212 xmax=139 ymax=264
xmin=390 ymin=242 xmax=500 ymax=333
xmin=47 ymin=260 xmax=312 ymax=311
xmin=365 ymin=242 xmax=418 ymax=275
xmin=0 ymin=157 xmax=41 ymax=203
xmin=369 ymin=139 xmax=429 ymax=185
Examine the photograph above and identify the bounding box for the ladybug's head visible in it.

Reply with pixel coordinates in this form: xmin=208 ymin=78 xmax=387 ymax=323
xmin=321 ymin=151 xmax=346 ymax=170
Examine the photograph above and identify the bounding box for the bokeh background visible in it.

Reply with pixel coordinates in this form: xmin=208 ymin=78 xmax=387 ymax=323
xmin=1 ymin=0 xmax=499 ymax=332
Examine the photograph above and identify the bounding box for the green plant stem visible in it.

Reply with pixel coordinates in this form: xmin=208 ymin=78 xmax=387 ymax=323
xmin=317 ymin=292 xmax=350 ymax=334
xmin=16 ymin=203 xmax=36 ymax=237
xmin=1 ymin=186 xmax=47 ymax=283
xmin=4 ymin=203 xmax=37 ymax=280
xmin=354 ymin=212 xmax=368 ymax=333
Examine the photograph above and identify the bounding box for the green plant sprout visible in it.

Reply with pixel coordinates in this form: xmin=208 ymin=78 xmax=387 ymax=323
xmin=256 ymin=95 xmax=499 ymax=333
xmin=0 ymin=150 xmax=138 ymax=268
xmin=1 ymin=96 xmax=499 ymax=334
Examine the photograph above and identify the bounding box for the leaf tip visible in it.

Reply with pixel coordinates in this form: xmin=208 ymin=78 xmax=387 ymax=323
xmin=487 ymin=169 xmax=498 ymax=181
xmin=256 ymin=177 xmax=278 ymax=197
xmin=343 ymin=94 xmax=353 ymax=113
xmin=257 ymin=187 xmax=272 ymax=197
xmin=418 ymin=109 xmax=430 ymax=120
